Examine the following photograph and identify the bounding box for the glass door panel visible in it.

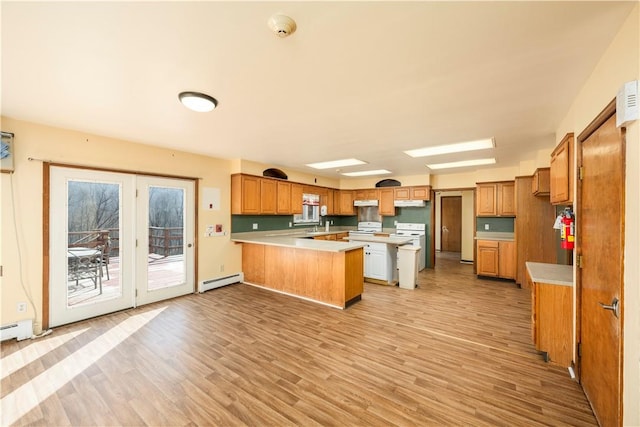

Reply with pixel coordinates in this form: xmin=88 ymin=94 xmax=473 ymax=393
xmin=50 ymin=167 xmax=135 ymax=327
xmin=135 ymin=177 xmax=194 ymax=306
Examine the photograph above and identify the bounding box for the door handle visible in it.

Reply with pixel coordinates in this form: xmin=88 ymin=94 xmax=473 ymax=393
xmin=187 ymin=243 xmax=193 ymax=248
xmin=442 ymin=226 xmax=448 ymax=232
xmin=599 ymin=297 xmax=620 ymax=318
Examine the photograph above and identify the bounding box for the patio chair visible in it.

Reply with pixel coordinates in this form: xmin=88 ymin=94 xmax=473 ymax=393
xmin=67 ymin=248 xmax=102 ymax=294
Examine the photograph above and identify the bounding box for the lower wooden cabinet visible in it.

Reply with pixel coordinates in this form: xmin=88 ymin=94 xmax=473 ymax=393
xmin=477 ymin=239 xmax=516 ymax=279
xmin=527 ymin=266 xmax=573 ymax=367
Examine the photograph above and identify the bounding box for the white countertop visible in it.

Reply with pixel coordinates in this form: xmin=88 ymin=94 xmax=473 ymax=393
xmin=526 ymin=262 xmax=573 ymax=287
xmin=475 ymin=232 xmax=515 ymax=241
xmin=231 ymin=232 xmax=365 ymax=253
xmin=347 ymin=235 xmax=415 ymax=245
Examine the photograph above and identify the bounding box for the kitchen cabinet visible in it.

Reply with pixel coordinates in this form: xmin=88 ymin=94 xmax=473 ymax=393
xmin=477 ymin=240 xmax=499 ymax=276
xmin=260 ymin=178 xmax=277 ymax=214
xmin=363 ymin=242 xmax=389 ymax=281
xmin=550 ymin=133 xmax=574 ymax=205
xmin=336 ymin=190 xmax=355 ymax=215
xmin=322 ymin=188 xmax=335 ymax=215
xmin=532 ymin=168 xmax=550 ymax=196
xmin=276 ymin=181 xmax=291 ymax=214
xmin=477 ymin=239 xmax=515 ymax=279
xmin=527 ymin=262 xmax=573 ymax=367
xmin=515 ymin=176 xmax=557 ymax=287
xmin=379 ymin=188 xmax=396 ymax=216
xmin=291 ymin=183 xmax=303 ymax=214
xmin=476 ymin=181 xmax=516 ymax=216
xmin=231 ymin=174 xmax=261 ymax=214
xmin=411 ymin=186 xmax=431 ymax=200
xmin=354 ymin=188 xmax=379 ymax=200
xmin=393 ymin=185 xmax=431 ymax=201
xmin=498 ymin=241 xmax=516 ymax=279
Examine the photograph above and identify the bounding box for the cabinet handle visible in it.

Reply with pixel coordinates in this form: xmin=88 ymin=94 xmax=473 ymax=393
xmin=599 ymin=297 xmax=620 ymax=318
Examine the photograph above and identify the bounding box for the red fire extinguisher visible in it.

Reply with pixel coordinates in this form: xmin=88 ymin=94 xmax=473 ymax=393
xmin=561 ymin=210 xmax=575 ymax=250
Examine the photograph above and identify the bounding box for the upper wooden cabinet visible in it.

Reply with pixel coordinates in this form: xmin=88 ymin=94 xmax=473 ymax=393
xmin=532 ymin=168 xmax=550 ymax=196
xmin=321 ymin=188 xmax=335 ymax=215
xmin=378 ymin=188 xmax=396 ymax=216
xmin=354 ymin=188 xmax=379 ymax=200
xmin=336 ymin=190 xmax=355 ymax=215
xmin=550 ymin=133 xmax=574 ymax=205
xmin=259 ymin=179 xmax=277 ymax=214
xmin=232 ymin=174 xmax=303 ymax=215
xmin=476 ymin=181 xmax=516 ymax=216
xmin=231 ymin=174 xmax=261 ymax=214
xmin=393 ymin=185 xmax=431 ymax=201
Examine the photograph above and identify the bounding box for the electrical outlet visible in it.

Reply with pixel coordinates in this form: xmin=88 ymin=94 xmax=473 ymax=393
xmin=252 ymin=223 xmax=258 ymax=230
xmin=289 ymin=222 xmax=292 ymax=228
xmin=17 ymin=302 xmax=27 ymax=313
xmin=220 ymin=264 xmax=224 ymax=272
xmin=394 ymin=220 xmax=398 ymax=226
xmin=484 ymin=224 xmax=490 ymax=230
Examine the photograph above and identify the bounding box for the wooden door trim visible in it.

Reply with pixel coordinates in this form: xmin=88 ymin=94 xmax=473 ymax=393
xmin=577 ymin=98 xmax=616 ymax=143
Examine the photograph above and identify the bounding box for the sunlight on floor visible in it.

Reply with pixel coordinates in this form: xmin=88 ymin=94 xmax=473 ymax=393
xmin=1 ymin=328 xmax=89 ymax=380
xmin=0 ymin=307 xmax=167 ymax=426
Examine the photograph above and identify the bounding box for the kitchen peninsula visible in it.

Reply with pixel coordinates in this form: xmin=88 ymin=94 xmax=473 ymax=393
xmin=231 ymin=231 xmax=366 ymax=309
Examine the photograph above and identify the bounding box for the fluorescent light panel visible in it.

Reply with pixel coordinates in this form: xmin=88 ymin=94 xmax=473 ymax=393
xmin=306 ymin=158 xmax=367 ymax=169
xmin=404 ymin=138 xmax=495 ymax=158
xmin=341 ymin=169 xmax=391 ymax=177
xmin=427 ymin=158 xmax=496 ymax=170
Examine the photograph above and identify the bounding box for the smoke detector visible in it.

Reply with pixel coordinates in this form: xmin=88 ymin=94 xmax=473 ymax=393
xmin=268 ymin=14 xmax=296 ymax=38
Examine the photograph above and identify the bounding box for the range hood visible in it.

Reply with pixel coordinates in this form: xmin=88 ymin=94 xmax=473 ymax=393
xmin=354 ymin=199 xmax=379 ymax=207
xmin=394 ymin=200 xmax=426 ymax=207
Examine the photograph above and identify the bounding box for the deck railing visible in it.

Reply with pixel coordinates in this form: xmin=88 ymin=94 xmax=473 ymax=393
xmin=68 ymin=227 xmax=184 ymax=257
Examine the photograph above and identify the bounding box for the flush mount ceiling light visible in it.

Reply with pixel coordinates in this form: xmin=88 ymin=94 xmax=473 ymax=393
xmin=426 ymin=158 xmax=496 ymax=170
xmin=404 ymin=138 xmax=495 ymax=158
xmin=342 ymin=169 xmax=392 ymax=177
xmin=178 ymin=91 xmax=218 ymax=112
xmin=306 ymin=158 xmax=367 ymax=169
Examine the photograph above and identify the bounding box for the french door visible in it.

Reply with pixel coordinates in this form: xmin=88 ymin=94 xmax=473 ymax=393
xmin=49 ymin=167 xmax=195 ymax=327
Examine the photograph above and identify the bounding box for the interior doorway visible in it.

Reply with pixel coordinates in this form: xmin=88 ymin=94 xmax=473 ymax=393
xmin=441 ymin=196 xmax=462 ymax=253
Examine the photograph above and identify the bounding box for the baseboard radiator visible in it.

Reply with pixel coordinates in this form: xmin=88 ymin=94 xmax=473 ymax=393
xmin=199 ymin=272 xmax=244 ymax=293
xmin=1 ymin=319 xmax=33 ymax=342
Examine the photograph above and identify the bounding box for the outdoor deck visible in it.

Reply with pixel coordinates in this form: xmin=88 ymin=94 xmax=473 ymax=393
xmin=67 ymin=254 xmax=185 ymax=306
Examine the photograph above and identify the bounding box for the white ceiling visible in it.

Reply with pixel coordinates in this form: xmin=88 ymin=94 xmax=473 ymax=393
xmin=1 ymin=2 xmax=635 ymax=179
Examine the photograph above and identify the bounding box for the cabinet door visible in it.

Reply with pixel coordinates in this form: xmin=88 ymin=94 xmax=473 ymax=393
xmin=291 ymin=183 xmax=303 ymax=215
xmin=276 ymin=181 xmax=291 ymax=214
xmin=321 ymin=188 xmax=335 ymax=215
xmin=379 ymin=188 xmax=396 ymax=216
xmin=411 ymin=186 xmax=430 ymax=200
xmin=497 ymin=182 xmax=516 ymax=216
xmin=550 ymin=134 xmax=573 ymax=205
xmin=260 ymin=179 xmax=277 ymax=214
xmin=338 ymin=190 xmax=355 ymax=215
xmin=532 ymin=168 xmax=550 ymax=196
xmin=476 ymin=184 xmax=497 ymax=216
xmin=241 ymin=175 xmax=261 ymax=214
xmin=477 ymin=240 xmax=499 ymax=276
xmin=394 ymin=187 xmax=411 ymax=200
xmin=498 ymin=241 xmax=516 ymax=279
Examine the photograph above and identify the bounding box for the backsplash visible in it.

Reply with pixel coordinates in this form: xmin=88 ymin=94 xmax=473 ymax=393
xmin=231 ymin=215 xmax=353 ymax=233
xmin=476 ymin=217 xmax=515 ymax=233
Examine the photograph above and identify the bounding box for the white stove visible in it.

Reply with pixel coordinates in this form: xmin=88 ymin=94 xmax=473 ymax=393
xmin=393 ymin=223 xmax=426 ymax=271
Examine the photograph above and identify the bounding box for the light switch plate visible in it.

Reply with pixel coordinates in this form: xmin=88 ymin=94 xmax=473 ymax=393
xmin=484 ymin=224 xmax=490 ymax=230
xmin=252 ymin=223 xmax=258 ymax=230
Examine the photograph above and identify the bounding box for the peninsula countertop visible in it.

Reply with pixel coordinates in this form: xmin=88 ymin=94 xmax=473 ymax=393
xmin=526 ymin=262 xmax=573 ymax=287
xmin=231 ymin=231 xmax=365 ymax=253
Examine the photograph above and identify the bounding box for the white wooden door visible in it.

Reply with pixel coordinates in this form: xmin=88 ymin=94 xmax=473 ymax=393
xmin=134 ymin=176 xmax=195 ymax=306
xmin=49 ymin=167 xmax=135 ymax=327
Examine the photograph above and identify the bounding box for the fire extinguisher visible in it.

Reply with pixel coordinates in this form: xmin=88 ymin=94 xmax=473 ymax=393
xmin=560 ymin=209 xmax=575 ymax=250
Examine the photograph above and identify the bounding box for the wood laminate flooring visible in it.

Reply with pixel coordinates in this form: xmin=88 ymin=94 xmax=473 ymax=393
xmin=1 ymin=253 xmax=596 ymax=426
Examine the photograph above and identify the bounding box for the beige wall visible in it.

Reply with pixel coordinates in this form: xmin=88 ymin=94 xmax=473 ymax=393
xmin=0 ymin=117 xmax=242 ymax=331
xmin=555 ymin=5 xmax=639 ymax=425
